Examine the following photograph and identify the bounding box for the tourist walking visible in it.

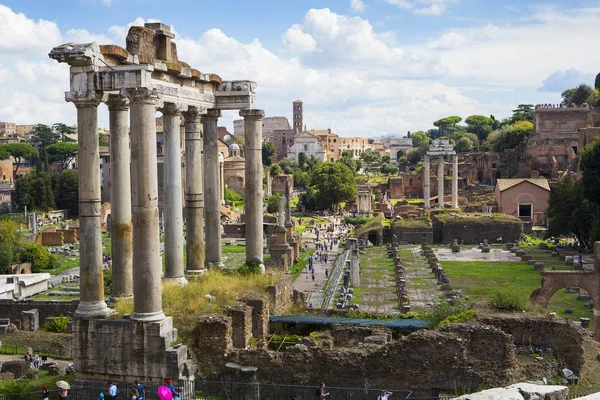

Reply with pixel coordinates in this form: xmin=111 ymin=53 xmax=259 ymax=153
xmin=108 ymin=382 xmax=117 ymax=400
xmin=377 ymin=390 xmax=393 ymax=400
xmin=41 ymin=385 xmax=49 ymax=400
xmin=33 ymin=353 xmax=40 ymax=370
xmin=316 ymin=383 xmax=330 ymax=399
xmin=135 ymin=381 xmax=144 ymax=400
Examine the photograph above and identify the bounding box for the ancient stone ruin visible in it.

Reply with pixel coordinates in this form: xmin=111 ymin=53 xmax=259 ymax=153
xmin=49 ymin=22 xmax=265 ymax=382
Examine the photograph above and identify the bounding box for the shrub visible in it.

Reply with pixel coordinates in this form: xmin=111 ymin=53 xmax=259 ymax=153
xmin=266 ymin=334 xmax=302 ymax=350
xmin=43 ymin=314 xmax=69 ymax=333
xmin=344 ymin=216 xmax=372 ymax=226
xmin=266 ymin=194 xmax=280 ymax=214
xmin=425 ymin=300 xmax=470 ymax=329
xmin=18 ymin=243 xmax=59 ymax=272
xmin=236 ymin=260 xmax=263 ymax=276
xmin=439 ymin=309 xmax=477 ymax=326
xmin=224 ymin=187 xmax=243 ymax=204
xmin=489 ymin=289 xmax=529 ymax=311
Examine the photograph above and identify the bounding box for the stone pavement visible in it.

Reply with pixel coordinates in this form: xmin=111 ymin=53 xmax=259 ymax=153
xmin=292 ymin=216 xmax=349 ymax=308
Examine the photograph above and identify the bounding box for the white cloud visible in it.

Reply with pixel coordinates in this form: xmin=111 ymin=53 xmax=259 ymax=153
xmin=350 ymin=0 xmax=366 ymax=13
xmin=385 ymin=0 xmax=450 ymax=15
xmin=385 ymin=0 xmax=413 ymax=10
xmin=413 ymin=3 xmax=446 ymax=15
xmin=538 ymin=69 xmax=595 ymax=92
xmin=281 ymin=24 xmax=318 ymax=53
xmin=0 ymin=5 xmax=61 ymax=54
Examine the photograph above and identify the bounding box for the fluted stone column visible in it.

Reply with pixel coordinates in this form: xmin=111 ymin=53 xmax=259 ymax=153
xmin=107 ymin=94 xmax=133 ymax=300
xmin=423 ymin=155 xmax=430 ymax=210
xmin=203 ymin=108 xmax=223 ymax=267
xmin=452 ymin=155 xmax=458 ymax=209
xmin=162 ymin=103 xmax=186 ymax=282
xmin=438 ymin=155 xmax=444 ymax=209
xmin=183 ymin=107 xmax=205 ymax=273
xmin=240 ymin=109 xmax=265 ymax=266
xmin=70 ymin=91 xmax=110 ymax=318
xmin=129 ymin=89 xmax=165 ymax=322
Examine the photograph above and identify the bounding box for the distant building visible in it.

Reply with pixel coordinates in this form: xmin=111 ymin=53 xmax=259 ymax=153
xmin=0 ymin=122 xmax=16 ymax=135
xmin=389 ymin=138 xmax=414 ymax=163
xmin=292 ymin=99 xmax=303 ymax=132
xmin=337 ymin=137 xmax=371 ymax=158
xmin=15 ymin=125 xmax=35 ymax=137
xmin=234 ymin=116 xmax=291 ymax=137
xmin=495 ymin=178 xmax=550 ymax=227
xmin=287 ymin=131 xmax=327 ymax=162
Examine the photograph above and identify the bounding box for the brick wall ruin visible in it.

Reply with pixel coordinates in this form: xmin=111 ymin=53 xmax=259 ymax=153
xmin=432 ymin=214 xmax=523 ymax=244
xmin=0 ymin=300 xmax=78 ymax=328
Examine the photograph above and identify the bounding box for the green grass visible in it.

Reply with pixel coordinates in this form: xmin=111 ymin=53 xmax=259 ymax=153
xmin=442 ymin=260 xmax=593 ymax=326
xmin=290 ymin=249 xmax=314 ymax=280
xmin=0 ymin=371 xmax=75 ymax=394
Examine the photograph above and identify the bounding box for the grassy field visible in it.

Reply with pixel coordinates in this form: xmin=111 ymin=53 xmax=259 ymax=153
xmin=289 ymin=249 xmax=314 ymax=280
xmin=0 ymin=371 xmax=76 ymax=394
xmin=442 ymin=260 xmax=593 ymax=326
xmin=351 ymin=247 xmax=398 ymax=313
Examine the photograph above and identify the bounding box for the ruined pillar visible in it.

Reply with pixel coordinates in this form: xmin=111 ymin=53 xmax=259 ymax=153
xmin=162 ymin=103 xmax=186 ymax=283
xmin=452 ymin=155 xmax=458 ymax=209
xmin=203 ymin=108 xmax=223 ymax=267
xmin=69 ymin=91 xmax=110 ymax=318
xmin=240 ymin=109 xmax=264 ymax=266
xmin=285 ymin=178 xmax=299 ymax=262
xmin=183 ymin=107 xmax=205 ymax=274
xmin=424 ymin=155 xmax=430 ymax=210
xmin=437 ymin=155 xmax=444 ymax=209
xmin=107 ymin=94 xmax=133 ymax=300
xmin=266 ymin=167 xmax=272 ymax=196
xmin=129 ymin=89 xmax=165 ymax=322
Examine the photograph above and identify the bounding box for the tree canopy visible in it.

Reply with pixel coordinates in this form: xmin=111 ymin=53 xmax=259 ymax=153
xmin=46 ymin=142 xmax=78 ymax=172
xmin=29 ymin=124 xmax=59 ymax=155
xmin=465 ymin=115 xmax=493 ymax=142
xmin=261 ymin=142 xmax=276 ymax=166
xmin=411 ymin=131 xmax=428 ymax=147
xmin=433 ymin=116 xmax=462 ymax=136
xmin=580 ymin=137 xmax=600 ymax=207
xmin=52 ymin=123 xmax=76 ymax=142
xmin=3 ymin=143 xmax=39 ymax=176
xmin=301 ymin=162 xmax=356 ymax=210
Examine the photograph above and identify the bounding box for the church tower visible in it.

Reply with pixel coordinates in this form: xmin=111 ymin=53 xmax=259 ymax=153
xmin=293 ymin=99 xmax=303 ymax=133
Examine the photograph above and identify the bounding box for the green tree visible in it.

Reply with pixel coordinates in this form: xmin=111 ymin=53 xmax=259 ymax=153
xmin=45 ymin=142 xmax=78 ymax=172
xmin=52 ymin=123 xmax=76 ymax=142
xmin=261 ymin=142 xmax=276 ymax=166
xmin=465 ymin=115 xmax=493 ymax=142
xmin=338 ymin=156 xmax=361 ymax=173
xmin=456 ymin=137 xmax=474 ymax=153
xmin=279 ymin=157 xmax=299 ymax=172
xmin=360 ymin=151 xmax=381 ymax=164
xmin=29 ymin=124 xmax=59 ymax=156
xmin=547 ymin=177 xmax=597 ymax=248
xmin=4 ymin=143 xmax=38 ymax=177
xmin=293 ymin=169 xmax=310 ymax=189
xmin=510 ymin=105 xmax=534 ymax=123
xmin=298 ymin=152 xmax=308 ymax=170
xmin=411 ymin=131 xmax=428 ymax=147
xmin=54 ymin=170 xmax=78 ymax=215
xmin=266 ymin=194 xmax=280 ymax=214
xmin=269 ymin=163 xmax=281 ymax=177
xmin=433 ymin=116 xmax=462 ymax=137
xmin=407 ymin=150 xmax=422 ymax=164
xmin=488 ymin=121 xmax=533 ymax=153
xmin=341 ymin=149 xmax=353 ymax=158
xmin=308 ymin=162 xmax=357 ymax=210
xmin=561 ymin=84 xmax=594 ymax=106
xmin=580 ymin=137 xmax=600 ymax=207
xmin=380 ymin=162 xmax=398 ymax=175
xmin=595 ymin=72 xmax=600 ymax=90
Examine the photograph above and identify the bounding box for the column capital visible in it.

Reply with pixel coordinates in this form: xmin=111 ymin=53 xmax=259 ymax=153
xmin=66 ymin=90 xmax=106 ymax=107
xmin=105 ymin=94 xmax=130 ymax=111
xmin=160 ymin=102 xmax=187 ymax=115
xmin=127 ymin=88 xmax=159 ymax=105
xmin=183 ymin=106 xmax=207 ymax=122
xmin=239 ymin=109 xmax=264 ymax=119
xmin=205 ymin=108 xmax=222 ymax=119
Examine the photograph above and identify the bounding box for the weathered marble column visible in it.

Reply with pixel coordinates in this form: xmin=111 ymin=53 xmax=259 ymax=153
xmin=437 ymin=155 xmax=444 ymax=209
xmin=69 ymin=91 xmax=110 ymax=318
xmin=203 ymin=108 xmax=223 ymax=267
xmin=240 ymin=109 xmax=265 ymax=266
xmin=107 ymin=94 xmax=133 ymax=300
xmin=183 ymin=107 xmax=205 ymax=273
xmin=162 ymin=103 xmax=186 ymax=282
xmin=423 ymin=155 xmax=430 ymax=210
xmin=218 ymin=153 xmax=225 ymax=205
xmin=452 ymin=155 xmax=458 ymax=209
xmin=129 ymin=88 xmax=165 ymax=322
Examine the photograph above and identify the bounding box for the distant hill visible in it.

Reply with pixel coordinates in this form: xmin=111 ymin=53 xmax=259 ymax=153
xmin=371 ymin=133 xmax=407 ymax=140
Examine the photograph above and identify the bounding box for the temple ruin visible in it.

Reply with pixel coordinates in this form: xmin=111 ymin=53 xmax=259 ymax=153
xmin=49 ymin=22 xmax=265 ymax=381
xmin=423 ymin=139 xmax=458 ymax=209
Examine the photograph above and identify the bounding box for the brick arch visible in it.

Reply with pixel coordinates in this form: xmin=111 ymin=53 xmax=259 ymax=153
xmin=530 ymin=270 xmax=600 ymax=341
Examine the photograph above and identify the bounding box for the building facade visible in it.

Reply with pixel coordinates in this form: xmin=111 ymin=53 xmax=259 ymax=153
xmin=287 ymin=131 xmax=327 ymax=162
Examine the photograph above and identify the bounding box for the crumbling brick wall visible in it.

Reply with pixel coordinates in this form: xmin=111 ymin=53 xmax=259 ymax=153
xmin=267 ymin=275 xmax=294 ymax=315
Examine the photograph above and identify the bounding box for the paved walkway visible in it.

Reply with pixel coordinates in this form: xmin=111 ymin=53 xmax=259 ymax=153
xmin=292 ymin=216 xmax=349 ymax=308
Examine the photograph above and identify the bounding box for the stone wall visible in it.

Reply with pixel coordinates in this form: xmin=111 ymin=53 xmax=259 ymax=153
xmin=57 ymin=229 xmax=78 ymax=243
xmin=432 ymin=214 xmax=523 ymax=244
xmin=0 ymin=300 xmax=78 ymax=327
xmin=478 ymin=316 xmax=585 ymax=372
xmin=271 ymin=175 xmax=293 ymax=194
xmin=391 ymin=224 xmax=433 ymax=244
xmin=267 ymin=275 xmax=294 ymax=315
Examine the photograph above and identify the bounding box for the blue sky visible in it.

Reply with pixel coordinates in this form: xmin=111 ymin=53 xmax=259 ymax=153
xmin=0 ymin=0 xmax=599 ymax=136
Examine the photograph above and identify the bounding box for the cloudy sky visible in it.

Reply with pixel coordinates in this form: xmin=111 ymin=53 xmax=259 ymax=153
xmin=0 ymin=0 xmax=599 ymax=137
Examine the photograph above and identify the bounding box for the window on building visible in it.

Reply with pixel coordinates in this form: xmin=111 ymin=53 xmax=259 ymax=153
xmin=492 ymin=163 xmax=496 ymax=169
xmin=304 ymin=144 xmax=308 ymax=151
xmin=409 ymin=179 xmax=413 ymax=186
xmin=518 ymin=203 xmax=532 ymax=219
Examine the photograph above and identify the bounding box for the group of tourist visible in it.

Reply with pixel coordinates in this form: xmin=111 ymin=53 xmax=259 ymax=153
xmin=96 ymin=379 xmax=179 ymax=400
xmin=23 ymin=350 xmax=40 ymax=370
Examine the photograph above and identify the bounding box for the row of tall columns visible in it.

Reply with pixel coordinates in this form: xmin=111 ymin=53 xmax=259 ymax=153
xmin=423 ymin=155 xmax=459 ymax=211
xmin=72 ymin=89 xmax=265 ymax=320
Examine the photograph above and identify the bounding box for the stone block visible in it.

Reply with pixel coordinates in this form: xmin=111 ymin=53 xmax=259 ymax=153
xmin=527 ymin=259 xmax=537 ymax=265
xmin=1 ymin=361 xmax=30 ymax=379
xmin=20 ymin=309 xmax=39 ymax=331
xmin=240 ymin=296 xmax=269 ymax=340
xmin=455 ymin=387 xmax=524 ymax=400
xmin=515 ymin=249 xmax=526 ymax=257
xmin=522 ymin=255 xmax=532 ymax=261
xmin=506 ymin=383 xmax=568 ymax=400
xmin=226 ymin=303 xmax=253 ymax=349
xmin=533 ymin=262 xmax=545 ymax=271
xmin=363 ymin=335 xmax=387 ymax=345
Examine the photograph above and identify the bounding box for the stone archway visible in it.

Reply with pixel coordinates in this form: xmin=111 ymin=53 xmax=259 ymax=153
xmin=530 ymin=270 xmax=600 ymax=341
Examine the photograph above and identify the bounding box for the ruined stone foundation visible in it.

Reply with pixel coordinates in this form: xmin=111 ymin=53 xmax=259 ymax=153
xmin=73 ymin=317 xmax=194 ymax=382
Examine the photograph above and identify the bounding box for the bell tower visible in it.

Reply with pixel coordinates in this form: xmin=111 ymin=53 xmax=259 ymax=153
xmin=293 ymin=99 xmax=303 ymax=133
